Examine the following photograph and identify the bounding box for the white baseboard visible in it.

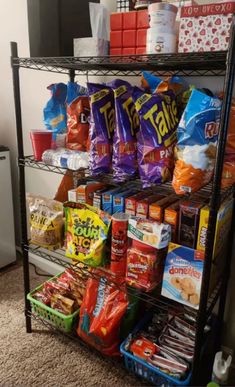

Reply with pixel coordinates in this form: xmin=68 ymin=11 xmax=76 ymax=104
xmin=29 ymin=252 xmax=64 ymax=275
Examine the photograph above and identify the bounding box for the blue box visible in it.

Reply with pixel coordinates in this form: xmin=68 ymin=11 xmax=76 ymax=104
xmin=113 ymin=189 xmax=138 ymax=214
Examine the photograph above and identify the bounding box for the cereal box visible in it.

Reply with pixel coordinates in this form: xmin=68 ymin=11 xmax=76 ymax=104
xmin=125 ymin=191 xmax=152 ymax=216
xmin=196 ymin=198 xmax=234 ymax=258
xmin=149 ymin=194 xmax=178 ymax=223
xmin=113 ymin=189 xmax=139 ymax=214
xmin=102 ymin=187 xmax=125 ymax=214
xmin=136 ymin=193 xmax=165 ymax=219
xmin=164 ymin=200 xmax=181 ymax=243
xmin=178 ymin=201 xmax=203 ymax=249
xmin=128 ymin=216 xmax=171 ymax=249
xmin=161 ymin=243 xmax=204 ymax=309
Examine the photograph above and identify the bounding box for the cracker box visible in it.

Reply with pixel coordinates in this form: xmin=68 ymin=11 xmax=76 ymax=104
xmin=68 ymin=181 xmax=104 ymax=205
xmin=93 ymin=185 xmax=116 ymax=210
xmin=196 ymin=198 xmax=234 ymax=258
xmin=161 ymin=243 xmax=205 ymax=310
xmin=113 ymin=189 xmax=139 ymax=214
xmin=102 ymin=187 xmax=125 ymax=214
xmin=149 ymin=195 xmax=179 ymax=223
xmin=136 ymin=193 xmax=165 ymax=219
xmin=128 ymin=216 xmax=171 ymax=249
xmin=125 ymin=191 xmax=152 ymax=216
xmin=179 ymin=2 xmax=235 ymax=53
xmin=164 ymin=200 xmax=181 ymax=243
xmin=178 ymin=201 xmax=203 ymax=249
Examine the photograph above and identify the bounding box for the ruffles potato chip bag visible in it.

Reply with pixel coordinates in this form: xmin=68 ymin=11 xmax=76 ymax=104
xmin=172 ymin=89 xmax=222 ymax=195
xmin=64 ymin=202 xmax=111 ymax=267
xmin=109 ymin=79 xmax=139 ymax=182
xmin=132 ymin=87 xmax=179 ymax=187
xmin=88 ymin=83 xmax=114 ymax=175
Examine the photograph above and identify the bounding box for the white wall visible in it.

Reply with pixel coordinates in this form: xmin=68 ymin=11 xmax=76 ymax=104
xmin=0 ymin=0 xmax=234 ymax=350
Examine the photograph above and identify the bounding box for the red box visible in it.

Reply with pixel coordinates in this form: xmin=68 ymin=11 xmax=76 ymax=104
xmin=110 ymin=30 xmax=122 ymax=48
xmin=136 ymin=46 xmax=146 ymax=54
xmin=137 ymin=10 xmax=149 ymax=29
xmin=122 ymin=47 xmax=136 ymax=55
xmin=123 ymin=11 xmax=137 ymax=29
xmin=123 ymin=30 xmax=136 ymax=47
xmin=110 ymin=48 xmax=122 ymax=55
xmin=137 ymin=29 xmax=147 ymax=47
xmin=110 ymin=13 xmax=123 ymax=31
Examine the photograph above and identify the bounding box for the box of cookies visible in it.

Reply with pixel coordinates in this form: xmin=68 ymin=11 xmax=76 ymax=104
xmin=128 ymin=216 xmax=171 ymax=249
xmin=161 ymin=242 xmax=204 ymax=309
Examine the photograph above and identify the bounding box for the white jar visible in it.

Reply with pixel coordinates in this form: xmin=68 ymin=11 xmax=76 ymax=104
xmin=147 ymin=27 xmax=177 ymax=54
xmin=148 ymin=2 xmax=178 ymax=29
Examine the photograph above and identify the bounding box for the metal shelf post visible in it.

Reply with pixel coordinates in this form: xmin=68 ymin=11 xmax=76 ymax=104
xmin=11 ymin=41 xmax=32 ymax=333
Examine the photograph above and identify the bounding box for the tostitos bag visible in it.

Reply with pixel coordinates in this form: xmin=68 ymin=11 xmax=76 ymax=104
xmin=77 ymin=272 xmax=128 ymax=355
xmin=172 ymin=89 xmax=222 ymax=195
xmin=132 ymin=87 xmax=179 ymax=187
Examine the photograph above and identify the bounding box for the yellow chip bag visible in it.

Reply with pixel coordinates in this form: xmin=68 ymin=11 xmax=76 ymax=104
xmin=64 ymin=202 xmax=111 ymax=267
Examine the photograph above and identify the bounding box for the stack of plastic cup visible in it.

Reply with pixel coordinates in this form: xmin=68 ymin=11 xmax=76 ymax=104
xmin=30 ymin=130 xmax=52 ymax=161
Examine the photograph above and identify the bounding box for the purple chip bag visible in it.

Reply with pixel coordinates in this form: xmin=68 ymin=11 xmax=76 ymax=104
xmin=132 ymin=87 xmax=179 ymax=187
xmin=88 ymin=83 xmax=115 ymax=175
xmin=109 ymin=79 xmax=139 ymax=182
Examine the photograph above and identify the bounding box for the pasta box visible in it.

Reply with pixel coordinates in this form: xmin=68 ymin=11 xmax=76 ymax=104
xmin=178 ymin=2 xmax=235 ymax=52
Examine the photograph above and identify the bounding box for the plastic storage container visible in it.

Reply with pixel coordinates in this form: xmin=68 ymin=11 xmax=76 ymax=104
xmin=120 ymin=314 xmax=192 ymax=386
xmin=27 ymin=274 xmax=80 ymax=332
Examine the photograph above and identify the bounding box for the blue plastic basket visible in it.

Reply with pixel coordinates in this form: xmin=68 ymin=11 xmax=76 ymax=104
xmin=120 ymin=314 xmax=192 ymax=387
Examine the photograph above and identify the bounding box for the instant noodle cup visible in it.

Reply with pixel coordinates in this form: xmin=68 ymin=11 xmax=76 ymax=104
xmin=64 ymin=202 xmax=111 ymax=267
xmin=30 ymin=130 xmax=52 ymax=161
xmin=172 ymin=89 xmax=221 ymax=195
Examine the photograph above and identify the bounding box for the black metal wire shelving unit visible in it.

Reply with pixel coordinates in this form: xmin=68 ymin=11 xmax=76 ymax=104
xmin=11 ymin=25 xmax=235 ymax=386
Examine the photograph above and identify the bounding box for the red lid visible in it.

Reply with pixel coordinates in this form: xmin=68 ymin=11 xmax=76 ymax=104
xmin=132 ymin=239 xmax=156 ymax=253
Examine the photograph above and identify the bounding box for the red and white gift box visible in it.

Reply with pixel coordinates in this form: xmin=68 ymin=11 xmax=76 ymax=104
xmin=178 ymin=2 xmax=235 ymax=52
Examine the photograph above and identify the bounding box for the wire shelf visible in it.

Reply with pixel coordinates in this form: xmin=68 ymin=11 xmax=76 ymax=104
xmin=12 ymin=51 xmax=227 ymax=77
xmin=26 ymin=244 xmax=222 ymax=322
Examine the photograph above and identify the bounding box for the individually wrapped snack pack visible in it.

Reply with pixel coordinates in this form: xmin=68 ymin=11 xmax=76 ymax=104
xmin=109 ymin=79 xmax=139 ymax=181
xmin=132 ymin=87 xmax=179 ymax=187
xmin=64 ymin=202 xmax=111 ymax=266
xmin=43 ymin=83 xmax=67 ymax=143
xmin=172 ymin=89 xmax=222 ymax=194
xmin=66 ymin=82 xmax=90 ymax=151
xmin=27 ymin=194 xmax=64 ymax=250
xmin=78 ymin=272 xmax=128 ymax=355
xmin=88 ymin=83 xmax=114 ymax=175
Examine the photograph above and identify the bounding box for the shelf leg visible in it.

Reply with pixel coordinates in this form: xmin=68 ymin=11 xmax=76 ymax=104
xmin=69 ymin=69 xmax=75 ymax=82
xmin=11 ymin=41 xmax=32 ymax=333
xmin=192 ymin=19 xmax=235 ymax=385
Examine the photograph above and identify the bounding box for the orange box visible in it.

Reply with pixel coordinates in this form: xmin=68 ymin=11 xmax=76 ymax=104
xmin=110 ymin=13 xmax=123 ymax=31
xmin=110 ymin=30 xmax=122 ymax=48
xmin=137 ymin=9 xmax=149 ymax=29
xmin=123 ymin=11 xmax=137 ymax=30
xmin=137 ymin=29 xmax=147 ymax=47
xmin=164 ymin=200 xmax=181 ymax=243
xmin=123 ymin=30 xmax=136 ymax=47
xmin=110 ymin=48 xmax=122 ymax=55
xmin=136 ymin=193 xmax=165 ymax=219
xmin=149 ymin=195 xmax=178 ymax=223
xmin=68 ymin=182 xmax=105 ymax=206
xmin=122 ymin=47 xmax=136 ymax=55
xmin=136 ymin=46 xmax=146 ymax=54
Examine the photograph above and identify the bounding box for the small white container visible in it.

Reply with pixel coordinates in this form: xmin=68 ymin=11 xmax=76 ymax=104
xmin=148 ymin=2 xmax=178 ymax=29
xmin=147 ymin=27 xmax=177 ymax=54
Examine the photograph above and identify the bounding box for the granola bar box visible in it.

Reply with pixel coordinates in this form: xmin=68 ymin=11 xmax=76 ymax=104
xmin=161 ymin=242 xmax=204 ymax=309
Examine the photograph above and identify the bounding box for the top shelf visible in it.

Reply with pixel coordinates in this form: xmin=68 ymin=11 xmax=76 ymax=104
xmin=12 ymin=51 xmax=228 ymax=77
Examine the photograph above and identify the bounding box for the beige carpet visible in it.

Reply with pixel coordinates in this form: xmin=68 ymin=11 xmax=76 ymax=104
xmin=0 ymin=263 xmax=146 ymax=387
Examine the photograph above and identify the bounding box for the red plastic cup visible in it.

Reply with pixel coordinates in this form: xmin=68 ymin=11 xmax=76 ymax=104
xmin=30 ymin=130 xmax=52 ymax=161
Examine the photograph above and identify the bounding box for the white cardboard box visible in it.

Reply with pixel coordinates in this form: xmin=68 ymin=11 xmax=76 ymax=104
xmin=74 ymin=37 xmax=109 ymax=57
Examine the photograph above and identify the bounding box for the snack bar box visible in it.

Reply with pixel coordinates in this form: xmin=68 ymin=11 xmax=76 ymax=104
xmin=178 ymin=2 xmax=235 ymax=52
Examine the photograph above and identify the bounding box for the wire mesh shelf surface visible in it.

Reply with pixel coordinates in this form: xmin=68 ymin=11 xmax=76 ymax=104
xmin=12 ymin=51 xmax=227 ymax=77
xmin=26 ymin=243 xmax=222 ymax=323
